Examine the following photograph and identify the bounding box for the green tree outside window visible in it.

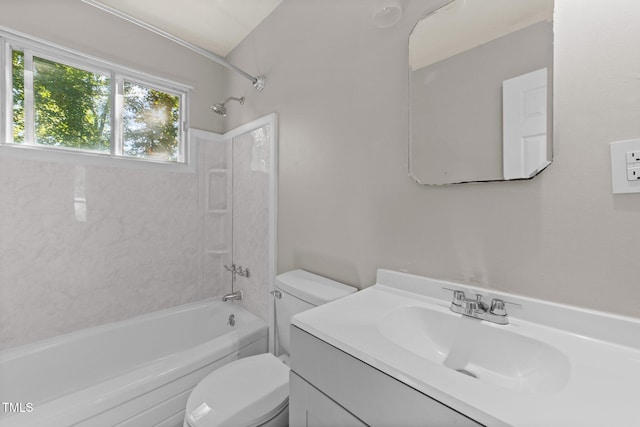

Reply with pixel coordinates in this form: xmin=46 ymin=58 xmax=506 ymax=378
xmin=123 ymin=82 xmax=180 ymax=161
xmin=11 ymin=49 xmax=181 ymax=162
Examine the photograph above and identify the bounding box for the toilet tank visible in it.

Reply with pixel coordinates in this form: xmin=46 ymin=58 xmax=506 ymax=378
xmin=274 ymin=270 xmax=356 ymax=357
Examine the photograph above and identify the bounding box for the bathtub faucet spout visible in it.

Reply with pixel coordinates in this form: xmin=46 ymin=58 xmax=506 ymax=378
xmin=222 ymin=290 xmax=243 ymax=302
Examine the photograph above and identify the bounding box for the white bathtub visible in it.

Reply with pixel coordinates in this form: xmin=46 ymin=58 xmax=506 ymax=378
xmin=0 ymin=298 xmax=268 ymax=427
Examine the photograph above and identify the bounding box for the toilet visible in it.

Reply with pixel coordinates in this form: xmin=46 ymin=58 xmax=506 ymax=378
xmin=183 ymin=269 xmax=356 ymax=427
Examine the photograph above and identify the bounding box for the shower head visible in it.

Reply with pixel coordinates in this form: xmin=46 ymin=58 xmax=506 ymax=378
xmin=210 ymin=103 xmax=228 ymax=116
xmin=210 ymin=96 xmax=245 ymax=117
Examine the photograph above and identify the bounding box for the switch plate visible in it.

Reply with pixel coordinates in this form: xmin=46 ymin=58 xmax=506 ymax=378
xmin=611 ymin=139 xmax=640 ymax=193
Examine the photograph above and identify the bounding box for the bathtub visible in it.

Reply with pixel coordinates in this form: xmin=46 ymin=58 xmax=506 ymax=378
xmin=0 ymin=298 xmax=268 ymax=427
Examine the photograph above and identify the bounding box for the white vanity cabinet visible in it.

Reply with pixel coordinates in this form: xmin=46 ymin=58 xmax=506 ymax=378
xmin=289 ymin=372 xmax=367 ymax=427
xmin=290 ymin=325 xmax=482 ymax=427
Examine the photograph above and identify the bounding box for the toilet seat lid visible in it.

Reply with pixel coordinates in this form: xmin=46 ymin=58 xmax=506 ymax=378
xmin=186 ymin=353 xmax=290 ymax=427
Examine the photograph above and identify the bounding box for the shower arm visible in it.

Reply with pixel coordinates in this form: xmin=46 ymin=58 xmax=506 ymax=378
xmin=82 ymin=0 xmax=266 ymax=92
xmin=221 ymin=97 xmax=245 ymax=105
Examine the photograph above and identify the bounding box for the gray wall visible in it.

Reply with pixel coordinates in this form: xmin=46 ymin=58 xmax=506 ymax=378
xmin=226 ymin=0 xmax=640 ymax=318
xmin=0 ymin=0 xmax=227 ymax=349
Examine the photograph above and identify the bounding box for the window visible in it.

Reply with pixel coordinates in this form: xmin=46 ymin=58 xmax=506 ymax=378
xmin=1 ymin=30 xmax=190 ymax=165
xmin=123 ymin=81 xmax=181 ymax=161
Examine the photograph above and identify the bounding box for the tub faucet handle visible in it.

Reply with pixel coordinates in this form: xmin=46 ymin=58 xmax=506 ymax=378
xmin=236 ymin=266 xmax=250 ymax=278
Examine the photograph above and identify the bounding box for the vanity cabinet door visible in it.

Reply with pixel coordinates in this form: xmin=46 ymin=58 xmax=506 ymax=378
xmin=290 ymin=371 xmax=367 ymax=427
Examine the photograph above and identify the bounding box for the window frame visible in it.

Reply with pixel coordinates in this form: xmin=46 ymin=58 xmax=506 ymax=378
xmin=0 ymin=27 xmax=192 ymax=170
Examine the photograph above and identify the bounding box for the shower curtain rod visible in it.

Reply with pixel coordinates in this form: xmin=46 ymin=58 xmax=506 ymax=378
xmin=82 ymin=0 xmax=266 ymax=92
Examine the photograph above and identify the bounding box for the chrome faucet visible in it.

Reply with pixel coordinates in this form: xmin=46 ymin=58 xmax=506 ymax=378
xmin=447 ymin=289 xmax=512 ymax=325
xmin=222 ymin=290 xmax=243 ymax=302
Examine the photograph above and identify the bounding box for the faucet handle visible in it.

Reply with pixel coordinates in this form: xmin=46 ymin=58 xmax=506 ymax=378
xmin=490 ymin=299 xmax=507 ymax=316
xmin=452 ymin=290 xmax=466 ymax=306
xmin=442 ymin=288 xmax=466 ymax=306
xmin=238 ymin=266 xmax=250 ymax=278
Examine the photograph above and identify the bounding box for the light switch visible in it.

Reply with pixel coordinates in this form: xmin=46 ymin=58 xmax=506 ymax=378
xmin=611 ymin=139 xmax=640 ymax=193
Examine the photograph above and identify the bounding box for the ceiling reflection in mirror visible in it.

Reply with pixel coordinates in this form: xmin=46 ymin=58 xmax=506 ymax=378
xmin=409 ymin=0 xmax=554 ymax=185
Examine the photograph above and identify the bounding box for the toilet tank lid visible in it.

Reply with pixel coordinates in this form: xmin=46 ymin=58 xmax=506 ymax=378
xmin=275 ymin=270 xmax=357 ymax=306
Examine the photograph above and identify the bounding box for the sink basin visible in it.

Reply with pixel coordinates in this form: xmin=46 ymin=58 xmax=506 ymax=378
xmin=377 ymin=305 xmax=570 ymax=393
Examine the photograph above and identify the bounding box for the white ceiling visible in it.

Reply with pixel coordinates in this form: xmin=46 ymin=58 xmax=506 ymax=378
xmin=87 ymin=0 xmax=284 ymax=57
xmin=410 ymin=0 xmax=553 ymax=71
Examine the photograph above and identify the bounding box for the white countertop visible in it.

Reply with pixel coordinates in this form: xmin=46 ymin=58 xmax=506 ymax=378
xmin=292 ymin=270 xmax=640 ymax=427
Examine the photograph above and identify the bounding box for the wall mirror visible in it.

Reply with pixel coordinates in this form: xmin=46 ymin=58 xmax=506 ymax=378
xmin=408 ymin=0 xmax=554 ymax=185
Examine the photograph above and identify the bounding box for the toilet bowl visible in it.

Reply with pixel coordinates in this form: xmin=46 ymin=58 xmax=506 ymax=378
xmin=183 ymin=270 xmax=356 ymax=427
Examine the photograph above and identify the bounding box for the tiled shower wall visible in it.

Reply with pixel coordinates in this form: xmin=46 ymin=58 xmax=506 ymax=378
xmin=199 ymin=133 xmax=233 ymax=299
xmin=0 ymin=134 xmax=227 ymax=350
xmin=232 ymin=125 xmax=272 ymax=322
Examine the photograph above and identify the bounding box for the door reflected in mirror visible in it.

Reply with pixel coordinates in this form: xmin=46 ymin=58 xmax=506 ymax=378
xmin=409 ymin=0 xmax=554 ymax=185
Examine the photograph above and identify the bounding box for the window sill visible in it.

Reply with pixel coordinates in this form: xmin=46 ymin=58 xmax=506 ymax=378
xmin=0 ymin=141 xmax=196 ymax=174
